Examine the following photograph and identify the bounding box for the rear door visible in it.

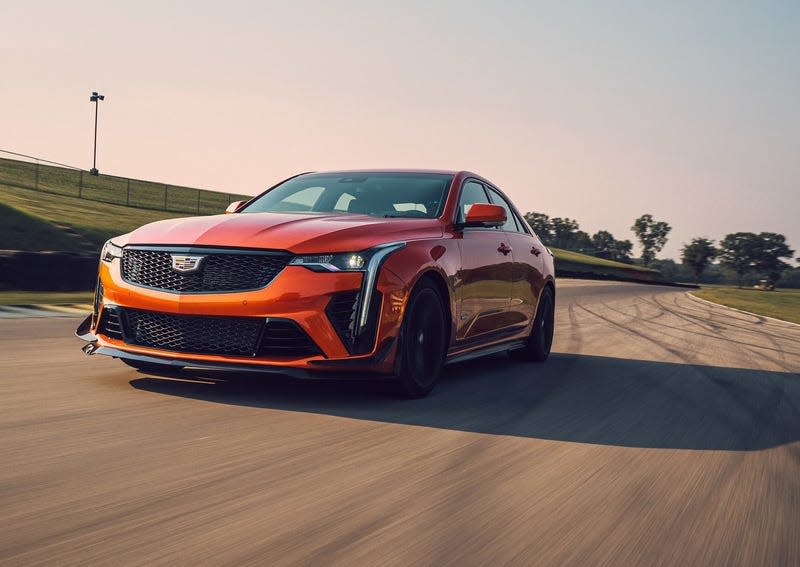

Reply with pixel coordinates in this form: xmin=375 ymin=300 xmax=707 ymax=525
xmin=455 ymin=180 xmax=516 ymax=342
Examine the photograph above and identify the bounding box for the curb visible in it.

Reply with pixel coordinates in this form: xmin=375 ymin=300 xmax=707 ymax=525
xmin=686 ymin=292 xmax=800 ymax=329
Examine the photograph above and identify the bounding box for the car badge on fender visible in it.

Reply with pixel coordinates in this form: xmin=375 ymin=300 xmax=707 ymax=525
xmin=170 ymin=254 xmax=205 ymax=273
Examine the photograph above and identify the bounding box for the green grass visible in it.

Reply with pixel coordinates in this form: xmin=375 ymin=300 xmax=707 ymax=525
xmin=0 ymin=201 xmax=86 ymax=251
xmin=0 ymin=157 xmax=249 ymax=215
xmin=0 ymin=183 xmax=202 ymax=249
xmin=0 ymin=290 xmax=93 ymax=305
xmin=0 ymin=156 xmax=251 ymax=250
xmin=551 ymin=247 xmax=661 ymax=282
xmin=551 ymin=248 xmax=656 ymax=272
xmin=691 ymin=286 xmax=800 ymax=324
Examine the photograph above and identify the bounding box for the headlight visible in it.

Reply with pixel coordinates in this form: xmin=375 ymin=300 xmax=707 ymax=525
xmin=101 ymin=240 xmax=123 ymax=263
xmin=290 ymin=244 xmax=403 ymax=272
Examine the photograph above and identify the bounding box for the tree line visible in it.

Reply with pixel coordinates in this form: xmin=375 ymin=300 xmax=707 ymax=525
xmin=523 ymin=212 xmax=635 ymax=262
xmin=523 ymin=210 xmax=797 ymax=287
xmin=681 ymin=233 xmax=795 ymax=286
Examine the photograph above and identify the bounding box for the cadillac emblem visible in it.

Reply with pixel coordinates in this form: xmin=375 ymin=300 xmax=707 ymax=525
xmin=170 ymin=254 xmax=205 ymax=273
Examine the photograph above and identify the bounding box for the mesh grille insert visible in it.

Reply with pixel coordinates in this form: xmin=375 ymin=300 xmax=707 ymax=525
xmin=258 ymin=320 xmax=322 ymax=358
xmin=123 ymin=309 xmax=263 ymax=357
xmin=121 ymin=249 xmax=290 ymax=293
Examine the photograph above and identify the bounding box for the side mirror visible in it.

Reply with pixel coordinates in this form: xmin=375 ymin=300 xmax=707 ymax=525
xmin=225 ymin=200 xmax=247 ymax=214
xmin=463 ymin=203 xmax=506 ymax=228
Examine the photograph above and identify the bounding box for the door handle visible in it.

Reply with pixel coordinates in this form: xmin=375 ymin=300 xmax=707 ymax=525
xmin=531 ymin=247 xmax=541 ymax=256
xmin=498 ymin=243 xmax=512 ymax=255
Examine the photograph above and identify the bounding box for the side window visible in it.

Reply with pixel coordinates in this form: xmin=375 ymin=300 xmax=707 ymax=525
xmin=457 ymin=181 xmax=491 ymax=224
xmin=486 ymin=188 xmax=521 ymax=232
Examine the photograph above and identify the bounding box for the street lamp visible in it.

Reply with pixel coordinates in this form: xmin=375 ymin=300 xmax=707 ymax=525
xmin=89 ymin=91 xmax=105 ymax=176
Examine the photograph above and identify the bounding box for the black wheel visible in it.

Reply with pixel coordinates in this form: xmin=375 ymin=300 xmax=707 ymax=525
xmin=121 ymin=359 xmax=181 ymax=373
xmin=509 ymin=286 xmax=554 ymax=362
xmin=394 ymin=281 xmax=448 ymax=398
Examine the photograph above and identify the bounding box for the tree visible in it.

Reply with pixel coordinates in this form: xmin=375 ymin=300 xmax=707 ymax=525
xmin=550 ymin=217 xmax=580 ymax=249
xmin=592 ymin=231 xmax=633 ymax=262
xmin=681 ymin=238 xmax=717 ymax=283
xmin=718 ymin=232 xmax=762 ymax=287
xmin=753 ymin=232 xmax=794 ymax=284
xmin=591 ymin=230 xmax=616 ymax=258
xmin=523 ymin=212 xmax=552 ymax=241
xmin=631 ymin=214 xmax=671 ymax=267
xmin=611 ymin=239 xmax=633 ymax=262
xmin=719 ymin=232 xmax=794 ymax=287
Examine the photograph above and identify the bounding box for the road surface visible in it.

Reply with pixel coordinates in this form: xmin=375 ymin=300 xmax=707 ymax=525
xmin=1 ymin=280 xmax=799 ymax=565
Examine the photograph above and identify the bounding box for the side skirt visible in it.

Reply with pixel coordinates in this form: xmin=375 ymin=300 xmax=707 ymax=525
xmin=445 ymin=339 xmax=527 ymax=366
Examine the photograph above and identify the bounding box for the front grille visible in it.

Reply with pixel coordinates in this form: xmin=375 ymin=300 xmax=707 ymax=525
xmin=97 ymin=307 xmax=123 ymax=340
xmin=124 ymin=309 xmax=263 ymax=357
xmin=121 ymin=248 xmax=290 ymax=293
xmin=258 ymin=320 xmax=322 ymax=358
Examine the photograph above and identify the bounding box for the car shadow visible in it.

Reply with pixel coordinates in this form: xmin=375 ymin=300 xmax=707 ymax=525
xmin=129 ymin=353 xmax=800 ymax=451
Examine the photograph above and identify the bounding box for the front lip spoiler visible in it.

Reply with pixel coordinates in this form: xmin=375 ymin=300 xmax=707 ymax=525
xmin=75 ymin=315 xmax=390 ymax=381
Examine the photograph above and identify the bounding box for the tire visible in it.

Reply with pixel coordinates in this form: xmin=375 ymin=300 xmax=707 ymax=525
xmin=509 ymin=286 xmax=554 ymax=362
xmin=121 ymin=359 xmax=181 ymax=373
xmin=394 ymin=281 xmax=448 ymax=398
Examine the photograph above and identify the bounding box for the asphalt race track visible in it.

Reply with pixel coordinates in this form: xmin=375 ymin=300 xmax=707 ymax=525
xmin=1 ymin=280 xmax=799 ymax=565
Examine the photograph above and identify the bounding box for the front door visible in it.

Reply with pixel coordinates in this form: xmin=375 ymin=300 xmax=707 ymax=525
xmin=454 ymin=180 xmax=515 ymax=342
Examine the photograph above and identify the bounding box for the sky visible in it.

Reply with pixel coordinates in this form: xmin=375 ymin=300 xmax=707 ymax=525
xmin=2 ymin=0 xmax=798 ymax=261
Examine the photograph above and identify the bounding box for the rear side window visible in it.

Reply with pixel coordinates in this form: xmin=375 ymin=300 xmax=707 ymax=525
xmin=457 ymin=181 xmax=491 ymax=223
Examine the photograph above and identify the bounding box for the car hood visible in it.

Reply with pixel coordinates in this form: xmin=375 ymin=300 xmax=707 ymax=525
xmin=125 ymin=212 xmax=444 ymax=253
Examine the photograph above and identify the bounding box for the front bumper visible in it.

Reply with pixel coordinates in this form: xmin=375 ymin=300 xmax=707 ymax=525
xmin=76 ymin=256 xmax=409 ymax=376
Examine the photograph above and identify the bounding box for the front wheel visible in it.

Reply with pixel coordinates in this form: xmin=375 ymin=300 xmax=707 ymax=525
xmin=509 ymin=286 xmax=554 ymax=362
xmin=394 ymin=282 xmax=448 ymax=398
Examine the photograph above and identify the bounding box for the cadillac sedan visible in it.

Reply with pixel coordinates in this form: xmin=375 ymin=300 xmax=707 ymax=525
xmin=77 ymin=170 xmax=555 ymax=397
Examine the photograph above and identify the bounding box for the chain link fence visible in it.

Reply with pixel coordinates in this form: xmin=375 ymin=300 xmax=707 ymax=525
xmin=0 ymin=152 xmax=249 ymax=215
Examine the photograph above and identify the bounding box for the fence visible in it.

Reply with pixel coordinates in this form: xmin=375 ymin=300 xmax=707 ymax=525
xmin=0 ymin=152 xmax=250 ymax=216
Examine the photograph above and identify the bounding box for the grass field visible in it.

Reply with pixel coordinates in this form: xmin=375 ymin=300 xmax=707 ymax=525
xmin=551 ymin=247 xmax=655 ymax=273
xmin=0 ymin=183 xmax=205 ymax=249
xmin=0 ymin=157 xmax=248 ymax=215
xmin=550 ymin=247 xmax=660 ymax=281
xmin=0 ymin=201 xmax=86 ymax=252
xmin=692 ymin=286 xmax=800 ymax=324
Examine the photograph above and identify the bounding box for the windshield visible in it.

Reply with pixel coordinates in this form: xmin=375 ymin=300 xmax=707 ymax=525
xmin=242 ymin=172 xmax=453 ymax=218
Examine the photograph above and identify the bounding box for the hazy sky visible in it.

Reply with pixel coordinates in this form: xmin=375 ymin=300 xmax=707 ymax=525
xmin=2 ymin=1 xmax=798 ymax=260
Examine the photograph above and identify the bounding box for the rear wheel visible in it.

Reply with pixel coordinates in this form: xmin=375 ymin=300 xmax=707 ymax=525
xmin=509 ymin=286 xmax=554 ymax=362
xmin=394 ymin=282 xmax=448 ymax=398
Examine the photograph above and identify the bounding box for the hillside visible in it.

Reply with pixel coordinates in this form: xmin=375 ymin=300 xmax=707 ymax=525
xmin=551 ymin=247 xmax=660 ymax=281
xmin=0 ymin=156 xmax=251 ymax=250
xmin=0 ymin=201 xmax=87 ymax=252
xmin=0 ymin=184 xmax=198 ymax=250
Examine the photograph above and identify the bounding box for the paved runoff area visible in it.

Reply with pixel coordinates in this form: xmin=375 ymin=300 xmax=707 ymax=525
xmin=1 ymin=280 xmax=799 ymax=565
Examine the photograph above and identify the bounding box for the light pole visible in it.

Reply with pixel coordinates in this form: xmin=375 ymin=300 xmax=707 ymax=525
xmin=89 ymin=91 xmax=105 ymax=176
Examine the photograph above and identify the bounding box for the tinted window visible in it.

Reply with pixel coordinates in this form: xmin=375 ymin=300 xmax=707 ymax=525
xmin=486 ymin=187 xmax=521 ymax=232
xmin=244 ymin=173 xmax=452 ymax=218
xmin=457 ymin=181 xmax=491 ymax=224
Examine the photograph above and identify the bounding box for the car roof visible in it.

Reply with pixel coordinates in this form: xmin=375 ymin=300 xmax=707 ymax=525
xmin=306 ymin=168 xmax=466 ymax=176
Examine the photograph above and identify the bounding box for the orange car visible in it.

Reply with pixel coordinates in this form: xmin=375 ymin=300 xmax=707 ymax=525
xmin=77 ymin=170 xmax=555 ymax=396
